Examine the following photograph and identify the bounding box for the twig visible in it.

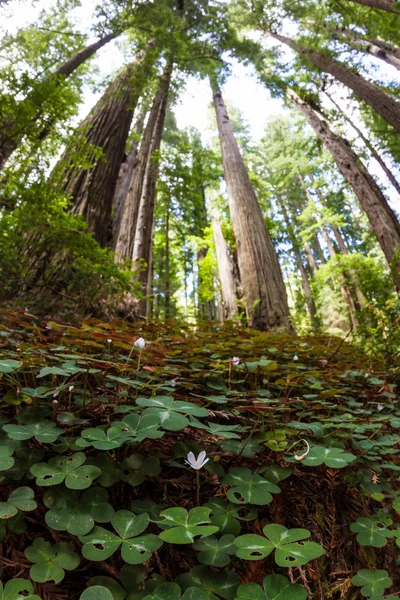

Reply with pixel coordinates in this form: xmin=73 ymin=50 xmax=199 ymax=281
xmin=325 ymin=327 xmax=353 ymax=364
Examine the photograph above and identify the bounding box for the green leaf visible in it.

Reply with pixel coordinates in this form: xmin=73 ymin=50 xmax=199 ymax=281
xmin=300 ymin=446 xmax=356 ymax=469
xmin=88 ymin=578 xmax=127 ymax=600
xmin=0 ymin=360 xmax=22 ymax=373
xmin=0 ymin=446 xmax=14 ymax=472
xmin=193 ymin=534 xmax=236 ymax=567
xmin=30 ymin=452 xmax=101 ymax=488
xmin=235 ymin=575 xmax=307 ymax=600
xmin=235 ymin=524 xmax=324 ymax=566
xmin=0 ymin=578 xmax=41 ymax=600
xmin=0 ymin=486 xmax=37 ymax=519
xmin=3 ymin=421 xmax=62 ymax=443
xmin=80 ymin=586 xmax=114 ymax=600
xmin=80 ymin=510 xmax=162 ymax=564
xmin=350 ymin=518 xmax=393 ymax=547
xmin=218 ymin=440 xmax=262 ymax=458
xmin=137 ymin=397 xmax=207 ymax=431
xmin=25 ymin=538 xmax=80 ymax=584
xmin=221 ymin=468 xmax=280 ymax=505
xmin=142 ymin=583 xmax=181 ymax=600
xmin=44 ymin=487 xmax=114 ymax=536
xmin=352 ymin=569 xmax=392 ymax=597
xmin=158 ymin=507 xmax=219 ymax=544
xmin=204 ymin=498 xmax=257 ymax=536
xmin=120 ymin=454 xmax=161 ymax=486
xmin=177 ymin=566 xmax=239 ymax=600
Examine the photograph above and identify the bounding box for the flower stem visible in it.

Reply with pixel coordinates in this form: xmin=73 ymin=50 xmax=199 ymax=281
xmin=196 ymin=470 xmax=200 ymax=505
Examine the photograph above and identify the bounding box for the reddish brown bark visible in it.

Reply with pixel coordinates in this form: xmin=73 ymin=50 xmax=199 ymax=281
xmin=268 ymin=31 xmax=400 ymax=135
xmin=0 ymin=32 xmax=118 ymax=170
xmin=212 ymin=84 xmax=291 ymax=331
xmin=292 ymin=91 xmax=400 ymax=290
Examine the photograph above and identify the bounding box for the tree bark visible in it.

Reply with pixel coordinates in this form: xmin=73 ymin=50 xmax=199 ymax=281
xmin=0 ymin=32 xmax=119 ymax=170
xmin=268 ymin=31 xmax=400 ymax=135
xmin=112 ymin=109 xmax=146 ymax=244
xmin=277 ymin=196 xmax=319 ymax=330
xmin=347 ymin=0 xmax=400 ymax=14
xmin=212 ymin=216 xmax=240 ymax=320
xmin=114 ymin=61 xmax=168 ymax=262
xmin=165 ymin=199 xmax=170 ymax=319
xmin=325 ymin=91 xmax=400 ymax=197
xmin=131 ymin=60 xmax=172 ymax=307
xmin=292 ymin=91 xmax=400 ymax=290
xmin=212 ymin=84 xmax=291 ymax=330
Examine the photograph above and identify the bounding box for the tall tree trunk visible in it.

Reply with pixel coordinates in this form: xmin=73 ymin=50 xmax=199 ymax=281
xmin=347 ymin=0 xmax=400 ymax=14
xmin=165 ymin=199 xmax=170 ymax=319
xmin=212 ymin=216 xmax=240 ymax=320
xmin=114 ymin=61 xmax=168 ymax=262
xmin=145 ymin=212 xmax=156 ymax=319
xmin=277 ymin=196 xmax=319 ymax=330
xmin=112 ymin=109 xmax=147 ymax=243
xmin=212 ymin=83 xmax=291 ymax=330
xmin=324 ymin=91 xmax=400 ymax=197
xmin=268 ymin=31 xmax=400 ymax=135
xmin=303 ymin=241 xmax=318 ymax=274
xmin=0 ymin=32 xmax=119 ymax=170
xmin=55 ymin=44 xmax=156 ymax=247
xmin=291 ymin=90 xmax=400 ymax=290
xmin=325 ymin=26 xmax=400 ymax=70
xmin=131 ymin=60 xmax=172 ymax=313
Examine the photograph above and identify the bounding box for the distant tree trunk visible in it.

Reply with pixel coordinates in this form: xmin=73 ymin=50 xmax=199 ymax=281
xmin=212 ymin=216 xmax=240 ymax=320
xmin=324 ymin=91 xmax=400 ymax=197
xmin=268 ymin=31 xmax=400 ymax=135
xmin=0 ymin=32 xmax=119 ymax=170
xmin=212 ymin=83 xmax=291 ymax=330
xmin=114 ymin=61 xmax=169 ymax=262
xmin=326 ymin=27 xmax=400 ymax=70
xmin=369 ymin=38 xmax=400 ymax=60
xmin=303 ymin=241 xmax=318 ymax=274
xmin=292 ymin=91 xmax=400 ymax=291
xmin=55 ymin=44 xmax=156 ymax=247
xmin=347 ymin=0 xmax=400 ymax=14
xmin=165 ymin=200 xmax=170 ymax=319
xmin=145 ymin=213 xmax=156 ymax=319
xmin=277 ymin=196 xmax=319 ymax=330
xmin=112 ymin=109 xmax=147 ymax=242
xmin=131 ymin=61 xmax=172 ymax=316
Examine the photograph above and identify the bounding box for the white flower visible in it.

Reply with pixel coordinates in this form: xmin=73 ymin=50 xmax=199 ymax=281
xmin=294 ymin=439 xmax=310 ymax=461
xmin=293 ymin=355 xmax=299 ymax=361
xmin=186 ymin=451 xmax=209 ymax=470
xmin=68 ymin=385 xmax=74 ymax=392
xmin=52 ymin=399 xmax=58 ymax=405
xmin=232 ymin=356 xmax=240 ymax=366
xmin=53 ymin=391 xmax=59 ymax=398
xmin=107 ymin=338 xmax=112 ymax=344
xmin=377 ymin=404 xmax=384 ymax=411
xmin=134 ymin=337 xmax=146 ymax=349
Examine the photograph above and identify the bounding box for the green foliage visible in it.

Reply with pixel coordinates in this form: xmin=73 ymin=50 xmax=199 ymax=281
xmin=25 ymin=538 xmax=80 ymax=583
xmin=234 ymin=575 xmax=308 ymax=600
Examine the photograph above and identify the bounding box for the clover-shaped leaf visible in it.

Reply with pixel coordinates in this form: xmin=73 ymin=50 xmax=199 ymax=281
xmin=0 ymin=487 xmax=37 ymax=519
xmin=87 ymin=577 xmax=126 ymax=600
xmin=234 ymin=575 xmax=308 ymax=600
xmin=114 ymin=413 xmax=164 ymax=440
xmin=120 ymin=454 xmax=161 ymax=486
xmin=204 ymin=498 xmax=257 ymax=536
xmin=25 ymin=538 xmax=80 ymax=583
xmin=352 ymin=569 xmax=392 ymax=597
xmin=221 ymin=468 xmax=280 ymax=505
xmin=0 ymin=446 xmax=14 ymax=472
xmin=206 ymin=423 xmax=242 ymax=440
xmin=80 ymin=510 xmax=162 ymax=564
xmin=44 ymin=487 xmax=114 ymax=536
xmin=0 ymin=578 xmax=41 ymax=600
xmin=300 ymin=446 xmax=356 ymax=469
xmin=30 ymin=452 xmax=101 ymax=488
xmin=3 ymin=421 xmax=62 ymax=443
xmin=218 ymin=440 xmax=262 ymax=458
xmin=142 ymin=583 xmax=208 ymax=600
xmin=88 ymin=453 xmax=121 ymax=487
xmin=137 ymin=397 xmax=208 ymax=431
xmin=235 ymin=524 xmax=324 ymax=566
xmin=177 ymin=566 xmax=239 ymax=600
xmin=75 ymin=427 xmax=133 ymax=450
xmin=80 ymin=586 xmax=114 ymax=600
xmin=6 ymin=447 xmax=44 ymax=480
xmin=131 ymin=500 xmax=165 ymax=522
xmin=193 ymin=534 xmax=236 ymax=567
xmin=158 ymin=507 xmax=219 ymax=544
xmin=0 ymin=360 xmax=22 ymax=373
xmin=350 ymin=518 xmax=393 ymax=547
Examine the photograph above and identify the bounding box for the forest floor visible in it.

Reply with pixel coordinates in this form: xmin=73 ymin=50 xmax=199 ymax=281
xmin=0 ymin=308 xmax=399 ymax=600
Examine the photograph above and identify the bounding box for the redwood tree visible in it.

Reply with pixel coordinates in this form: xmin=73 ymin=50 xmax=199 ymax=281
xmin=212 ymin=83 xmax=291 ymax=331
xmin=55 ymin=42 xmax=157 ymax=247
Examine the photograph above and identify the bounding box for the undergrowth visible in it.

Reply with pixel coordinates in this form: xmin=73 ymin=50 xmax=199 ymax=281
xmin=0 ymin=309 xmax=400 ymax=599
